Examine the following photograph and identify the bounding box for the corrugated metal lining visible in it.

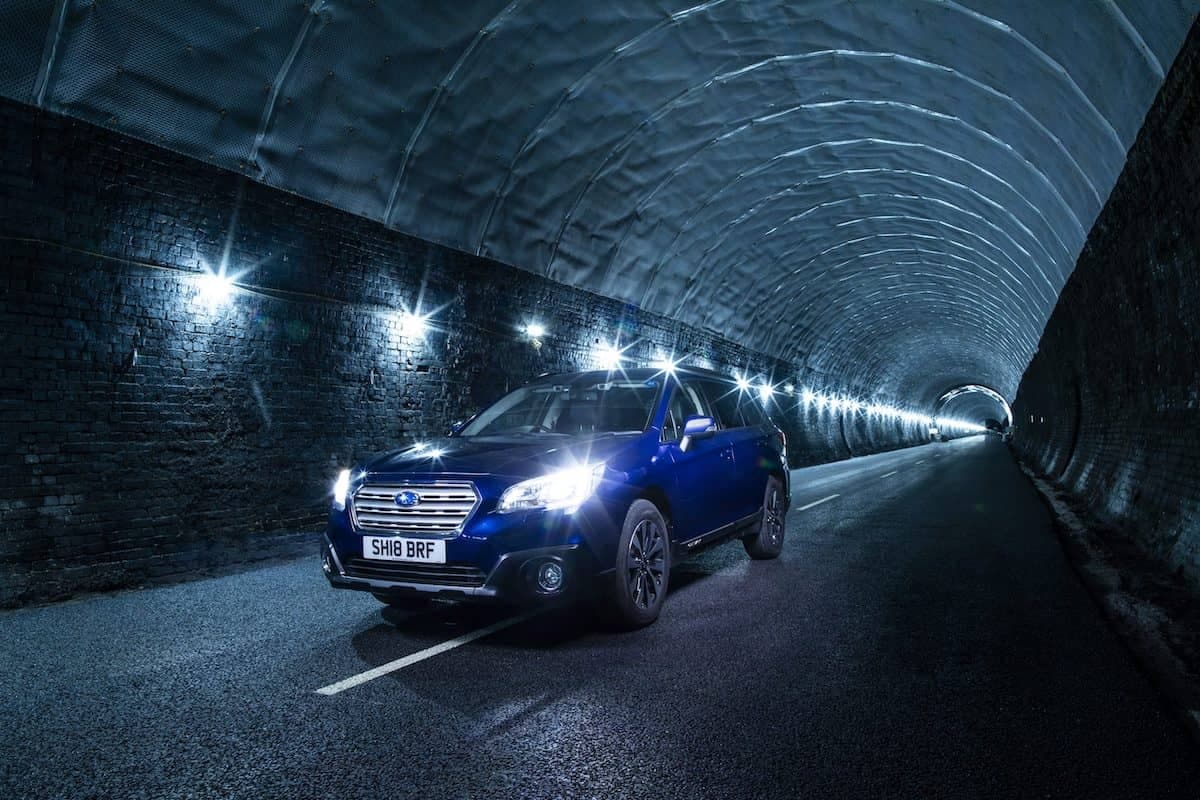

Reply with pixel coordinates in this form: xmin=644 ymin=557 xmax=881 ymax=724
xmin=2 ymin=0 xmax=1196 ymax=406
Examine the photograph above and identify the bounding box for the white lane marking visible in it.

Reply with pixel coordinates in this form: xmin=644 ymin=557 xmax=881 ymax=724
xmin=914 ymin=460 xmax=926 ymax=465
xmin=797 ymin=494 xmax=839 ymax=511
xmin=880 ymin=471 xmax=898 ymax=479
xmin=316 ymin=610 xmax=541 ymax=695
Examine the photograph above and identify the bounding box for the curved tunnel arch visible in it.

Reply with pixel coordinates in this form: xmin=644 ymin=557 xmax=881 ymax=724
xmin=475 ymin=2 xmax=1129 ymax=257
xmin=936 ymin=384 xmax=1015 ymax=427
xmin=639 ymin=157 xmax=1072 ymax=310
xmin=689 ymin=194 xmax=1062 ymax=322
xmin=544 ymin=62 xmax=1092 ymax=276
xmin=791 ymin=309 xmax=1031 ymax=394
xmin=630 ymin=137 xmax=1073 ymax=316
xmin=3 ymin=0 xmax=1190 ymax=430
xmin=768 ymin=273 xmax=1040 ymax=361
xmin=696 ymin=209 xmax=1060 ymax=340
xmin=648 ymin=163 xmax=1075 ymax=286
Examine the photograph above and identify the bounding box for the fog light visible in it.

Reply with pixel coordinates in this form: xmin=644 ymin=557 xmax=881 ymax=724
xmin=536 ymin=561 xmax=564 ymax=593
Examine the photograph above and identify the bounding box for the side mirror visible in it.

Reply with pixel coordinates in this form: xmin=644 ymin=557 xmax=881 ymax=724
xmin=679 ymin=415 xmax=717 ymax=452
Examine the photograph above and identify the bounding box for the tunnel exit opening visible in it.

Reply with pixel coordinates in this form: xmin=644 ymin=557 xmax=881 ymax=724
xmin=936 ymin=384 xmax=1013 ymax=431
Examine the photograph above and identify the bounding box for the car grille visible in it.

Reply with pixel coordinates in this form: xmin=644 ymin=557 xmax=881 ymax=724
xmin=350 ymin=481 xmax=479 ymax=534
xmin=342 ymin=558 xmax=487 ymax=588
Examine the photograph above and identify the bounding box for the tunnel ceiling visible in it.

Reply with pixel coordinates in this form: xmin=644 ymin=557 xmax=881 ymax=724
xmin=3 ymin=1 xmax=1197 ymax=406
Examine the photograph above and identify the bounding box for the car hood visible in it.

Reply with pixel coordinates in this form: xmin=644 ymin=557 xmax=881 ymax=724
xmin=361 ymin=433 xmax=645 ymax=481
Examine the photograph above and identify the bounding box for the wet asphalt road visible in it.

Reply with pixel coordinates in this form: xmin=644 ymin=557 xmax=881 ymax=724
xmin=2 ymin=436 xmax=1198 ymax=799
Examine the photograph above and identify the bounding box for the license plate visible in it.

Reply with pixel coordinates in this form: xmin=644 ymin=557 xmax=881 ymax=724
xmin=362 ymin=536 xmax=446 ymax=564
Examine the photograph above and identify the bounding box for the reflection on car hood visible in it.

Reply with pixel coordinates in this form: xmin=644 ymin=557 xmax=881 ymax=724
xmin=362 ymin=433 xmax=643 ymax=480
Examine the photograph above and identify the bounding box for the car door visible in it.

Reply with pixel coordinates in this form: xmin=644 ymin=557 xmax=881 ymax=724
xmin=698 ymin=380 xmax=766 ymax=521
xmin=662 ymin=380 xmax=741 ymax=540
xmin=732 ymin=391 xmax=778 ymax=512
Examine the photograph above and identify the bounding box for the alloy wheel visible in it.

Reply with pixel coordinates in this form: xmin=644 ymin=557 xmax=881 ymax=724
xmin=626 ymin=518 xmax=666 ymax=610
xmin=764 ymin=486 xmax=783 ymax=548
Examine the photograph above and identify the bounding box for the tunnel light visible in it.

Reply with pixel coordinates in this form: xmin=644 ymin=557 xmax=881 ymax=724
xmin=937 ymin=417 xmax=987 ymax=434
xmin=651 ymin=353 xmax=680 ymax=376
xmin=789 ymin=379 xmax=970 ymax=433
xmin=783 ymin=383 xmax=795 ymax=396
xmin=756 ymin=383 xmax=774 ymax=404
xmin=524 ymin=322 xmax=546 ymax=339
xmin=594 ymin=343 xmax=624 ymax=371
xmin=195 ymin=268 xmax=235 ymax=309
xmin=735 ymin=375 xmax=752 ymax=392
xmin=400 ymin=311 xmax=429 ymax=338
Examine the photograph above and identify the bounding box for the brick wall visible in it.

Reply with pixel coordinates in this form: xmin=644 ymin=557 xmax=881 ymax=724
xmin=0 ymin=98 xmax=926 ymax=606
xmin=1013 ymin=20 xmax=1200 ymax=587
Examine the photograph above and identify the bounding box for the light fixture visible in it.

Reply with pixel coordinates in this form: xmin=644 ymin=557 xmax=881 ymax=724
xmin=735 ymin=375 xmax=752 ymax=392
xmin=595 ymin=343 xmax=624 ymax=371
xmin=400 ymin=311 xmax=429 ymax=338
xmin=195 ymin=268 xmax=235 ymax=309
xmin=651 ymin=352 xmax=681 ymax=375
xmin=756 ymin=383 xmax=774 ymax=404
xmin=524 ymin=322 xmax=546 ymax=339
xmin=783 ymin=383 xmax=795 ymax=396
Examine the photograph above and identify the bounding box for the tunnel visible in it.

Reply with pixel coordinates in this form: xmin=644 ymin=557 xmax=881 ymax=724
xmin=1 ymin=2 xmax=1199 ymax=798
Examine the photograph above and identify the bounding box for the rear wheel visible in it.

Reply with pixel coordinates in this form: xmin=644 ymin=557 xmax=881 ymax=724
xmin=744 ymin=476 xmax=786 ymax=559
xmin=606 ymin=499 xmax=671 ymax=628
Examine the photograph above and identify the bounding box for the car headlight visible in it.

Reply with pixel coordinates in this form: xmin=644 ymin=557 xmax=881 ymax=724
xmin=497 ymin=463 xmax=605 ymax=514
xmin=332 ymin=469 xmax=352 ymax=511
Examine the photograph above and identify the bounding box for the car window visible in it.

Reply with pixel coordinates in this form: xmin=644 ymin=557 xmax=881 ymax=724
xmin=700 ymin=381 xmax=746 ymax=430
xmin=459 ymin=378 xmax=659 ymax=437
xmin=739 ymin=396 xmax=769 ymax=427
xmin=662 ymin=381 xmax=709 ymax=442
xmin=698 ymin=380 xmax=772 ymax=429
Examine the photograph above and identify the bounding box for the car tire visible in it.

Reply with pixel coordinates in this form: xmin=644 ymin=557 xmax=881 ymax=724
xmin=606 ymin=499 xmax=671 ymax=629
xmin=371 ymin=592 xmax=433 ymax=611
xmin=744 ymin=476 xmax=786 ymax=560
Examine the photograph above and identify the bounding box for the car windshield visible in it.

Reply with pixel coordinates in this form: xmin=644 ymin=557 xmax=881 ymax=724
xmin=458 ymin=377 xmax=659 ymax=437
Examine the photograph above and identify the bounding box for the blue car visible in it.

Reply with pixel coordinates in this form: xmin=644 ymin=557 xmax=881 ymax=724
xmin=322 ymin=367 xmax=790 ymax=627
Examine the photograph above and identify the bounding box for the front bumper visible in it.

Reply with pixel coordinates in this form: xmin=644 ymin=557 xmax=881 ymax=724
xmin=323 ymin=491 xmax=625 ymax=603
xmin=322 ymin=534 xmax=585 ymax=602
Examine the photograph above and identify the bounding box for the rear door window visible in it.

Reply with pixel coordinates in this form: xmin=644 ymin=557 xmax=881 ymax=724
xmin=700 ymin=381 xmax=746 ymax=430
xmin=739 ymin=396 xmax=769 ymax=428
xmin=699 ymin=380 xmax=773 ymax=429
